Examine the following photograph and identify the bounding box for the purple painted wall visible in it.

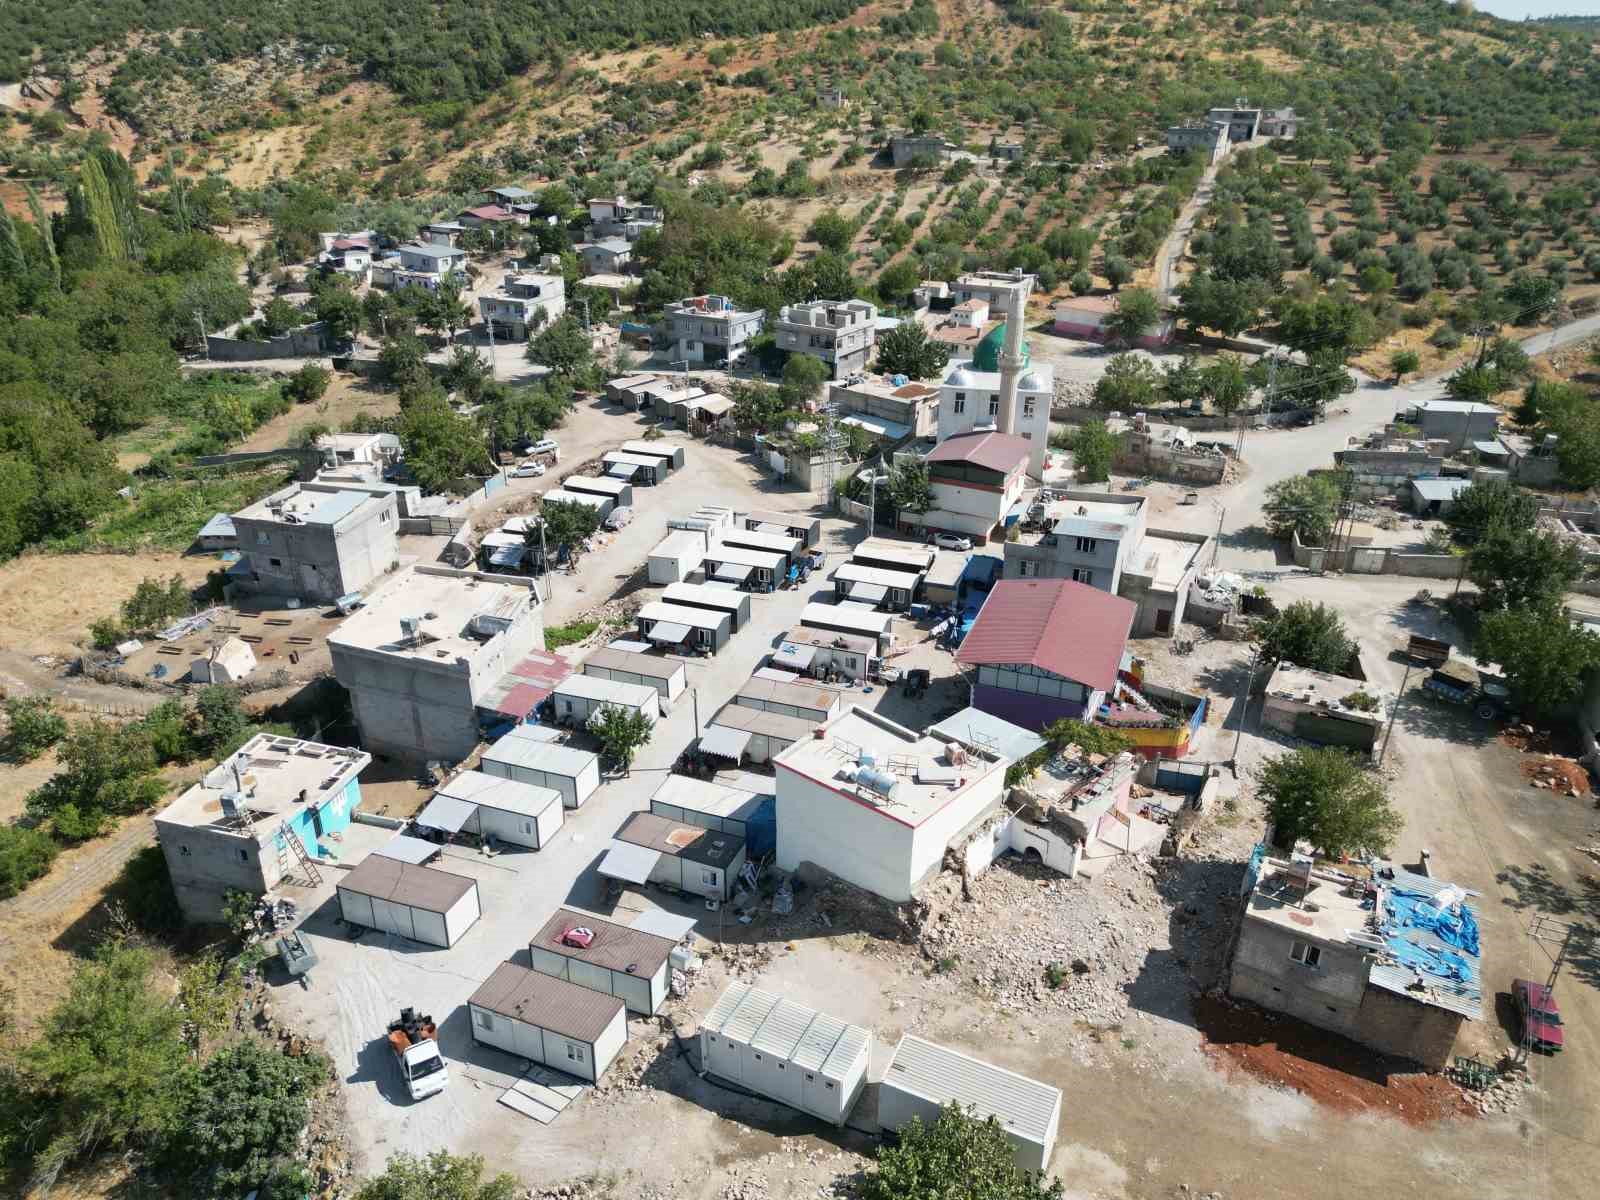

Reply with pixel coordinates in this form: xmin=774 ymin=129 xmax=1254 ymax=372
xmin=970 ymin=684 xmax=1090 ymax=732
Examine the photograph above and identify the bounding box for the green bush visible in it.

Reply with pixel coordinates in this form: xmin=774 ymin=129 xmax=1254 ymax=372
xmin=545 ymin=620 xmax=599 ymax=649
xmin=3 ymin=695 xmax=68 ymax=761
xmin=0 ymin=824 xmax=61 ymax=898
xmin=106 ymin=845 xmax=184 ymax=934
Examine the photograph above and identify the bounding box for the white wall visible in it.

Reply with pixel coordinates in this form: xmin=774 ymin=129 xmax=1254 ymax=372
xmin=475 ymin=799 xmax=563 ymax=849
xmin=906 ymin=766 xmax=1004 ymax=890
xmin=776 ymin=770 xmax=917 ymax=900
xmin=442 ymin=887 xmax=481 ymax=946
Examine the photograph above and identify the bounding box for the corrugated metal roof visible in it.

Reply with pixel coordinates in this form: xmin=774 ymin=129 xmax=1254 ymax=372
xmin=1411 ymin=478 xmax=1471 ymax=501
xmin=582 ymin=647 xmax=684 ymax=682
xmin=436 ymin=770 xmax=562 ymax=819
xmin=415 ymin=793 xmax=476 ymax=834
xmin=801 ymin=601 xmax=893 ymax=636
xmin=637 ymin=601 xmax=729 ymax=630
xmin=735 ymin=675 xmax=843 ymax=714
xmin=469 ymin=962 xmax=623 ymax=1044
xmin=883 ymin=1035 xmax=1060 ymax=1146
xmin=532 ymin=907 xmax=674 ymax=974
xmin=925 ymin=430 xmax=1030 ymax=473
xmin=822 ymin=1025 xmax=872 ymax=1079
xmin=790 ymin=1011 xmax=850 ymax=1071
xmin=750 ymin=999 xmax=819 ymax=1058
xmin=701 ymin=981 xmax=758 ymax=1035
xmin=698 ymin=724 xmax=754 ymax=761
xmin=554 ymin=674 xmax=659 ymax=709
xmin=929 ymin=707 xmax=1045 ymax=766
xmin=834 ymin=561 xmax=922 ymax=588
xmin=723 ymin=987 xmax=782 ymax=1043
xmin=598 ymin=841 xmax=661 ymax=884
xmin=1367 ymin=864 xmax=1483 ymax=1021
xmin=339 ymin=855 xmax=475 ymax=914
xmin=704 ymin=984 xmax=871 ymax=1080
xmin=956 ymin=579 xmax=1134 ymax=690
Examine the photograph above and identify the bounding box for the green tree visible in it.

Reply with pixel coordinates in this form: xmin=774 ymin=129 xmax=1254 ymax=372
xmin=1475 ymin=608 xmax=1600 ymax=717
xmin=26 ymin=719 xmax=166 ymax=840
xmin=377 ymin=335 xmax=429 ymax=386
xmin=861 ymin=1104 xmax=1063 ymax=1200
xmin=1176 ymin=275 xmax=1266 ymax=338
xmin=1102 ymin=255 xmax=1133 ymax=289
xmin=1389 ymin=349 xmax=1420 ymax=383
xmin=588 ymin=703 xmax=655 ymax=772
xmin=1256 ymin=747 xmax=1402 ymax=859
xmin=1105 ymin=287 xmax=1161 ymax=347
xmin=806 ymin=209 xmax=855 ymax=254
xmin=353 ymin=1151 xmax=518 ymax=1200
xmin=1468 ymin=527 xmax=1583 ymax=613
xmin=0 ymin=824 xmax=61 ymax=899
xmin=1068 ymin=420 xmax=1118 ymax=484
xmin=122 ymin=574 xmax=193 ymax=633
xmin=1199 ymin=355 xmax=1250 ymax=416
xmin=877 ymin=259 xmax=922 ymax=305
xmin=398 ymin=391 xmax=492 ymax=493
xmin=538 ymin=497 xmax=602 ymax=558
xmin=1092 ymin=353 xmax=1159 ymax=411
xmin=1256 ymin=601 xmax=1355 ymax=672
xmin=730 ymin=381 xmax=790 ymax=434
xmin=3 ymin=695 xmax=68 ymax=761
xmin=1068 ymin=270 xmax=1093 ymax=296
xmin=874 ymin=321 xmax=951 ymax=379
xmin=1443 ymin=479 xmax=1537 ymax=543
xmin=312 ymin=285 xmax=362 ymax=343
xmin=888 ymin=459 xmax=933 ymax=514
xmin=1262 ymin=474 xmax=1341 ymax=545
xmin=526 ymin=314 xmax=593 ymax=377
xmin=192 ymin=685 xmax=252 ymax=760
xmin=779 ymin=353 xmax=830 ymax=408
xmin=284 ymin=363 xmax=331 ymax=404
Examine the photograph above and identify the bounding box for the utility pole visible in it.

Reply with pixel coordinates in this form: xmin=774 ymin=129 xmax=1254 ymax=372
xmin=1229 ymin=647 xmax=1261 ymax=775
xmin=195 ymin=308 xmax=211 ymax=361
xmin=1210 ymin=504 xmax=1225 ymax=568
xmin=539 ymin=519 xmax=552 ymax=599
xmin=691 ymin=687 xmax=701 ymax=738
xmin=1377 ymin=658 xmax=1413 ymax=766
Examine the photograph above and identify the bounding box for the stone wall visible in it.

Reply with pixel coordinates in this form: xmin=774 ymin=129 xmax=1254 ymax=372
xmin=1352 ymin=985 xmax=1464 ymax=1071
xmin=206 ymin=323 xmax=328 ymax=362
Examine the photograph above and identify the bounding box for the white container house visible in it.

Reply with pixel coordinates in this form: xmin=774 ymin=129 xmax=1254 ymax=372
xmin=699 ymin=983 xmax=871 ymax=1127
xmin=433 ymin=769 xmax=565 ymax=850
xmin=801 ymin=601 xmax=895 ymax=654
xmin=529 ymin=907 xmax=676 ymax=1014
xmin=468 ymin=962 xmax=627 ymax=1083
xmin=481 ymin=732 xmax=602 ymax=809
xmin=606 ymin=811 xmax=746 ymax=900
xmin=663 ymin=581 xmax=754 ymax=632
xmin=635 ymin=600 xmax=732 ymax=653
xmin=648 ymin=530 xmax=708 ymax=584
xmin=580 ymin=646 xmax=687 ymax=710
xmin=336 ymin=855 xmax=482 ymax=948
xmin=649 ymin=774 xmax=766 ymax=840
xmin=541 ymin=488 xmax=613 ymax=523
xmin=878 ymin=1034 xmax=1062 ymax=1172
xmin=550 ymin=674 xmax=660 ymax=727
xmin=733 ymin=675 xmax=844 ymax=724
xmin=561 ymin=474 xmax=634 ymax=509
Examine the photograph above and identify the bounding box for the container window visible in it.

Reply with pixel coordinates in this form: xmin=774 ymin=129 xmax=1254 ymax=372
xmin=566 ymin=1043 xmax=585 ymax=1062
xmin=825 ymin=1081 xmax=835 ymax=1090
xmin=476 ymin=1010 xmax=494 ymax=1030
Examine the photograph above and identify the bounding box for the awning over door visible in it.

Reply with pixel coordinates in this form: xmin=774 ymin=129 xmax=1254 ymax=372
xmin=598 ymin=840 xmax=661 ymax=885
xmin=847 ymin=582 xmax=889 ymax=604
xmin=630 ymin=910 xmax=698 ymax=941
xmin=415 ymin=794 xmax=476 ymax=834
xmin=371 ymin=834 xmax=440 ymax=865
xmin=712 ymin=562 xmax=755 ymax=583
xmin=699 ymin=725 xmax=754 ymax=761
xmin=646 ymin=621 xmax=691 ymax=644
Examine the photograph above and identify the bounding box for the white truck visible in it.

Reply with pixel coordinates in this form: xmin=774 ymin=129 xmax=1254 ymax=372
xmin=387 ymin=1008 xmax=449 ymax=1100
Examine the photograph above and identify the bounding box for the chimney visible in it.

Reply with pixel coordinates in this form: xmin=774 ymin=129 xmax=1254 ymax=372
xmin=996 ymin=274 xmax=1031 ymax=436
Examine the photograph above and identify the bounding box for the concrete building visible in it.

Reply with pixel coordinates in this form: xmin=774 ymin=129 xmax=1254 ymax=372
xmin=828 ymin=375 xmax=940 ymax=442
xmin=1052 ymin=294 xmax=1175 ymax=348
xmin=577 ymin=238 xmax=633 ymax=275
xmin=773 ymin=706 xmax=1008 ymax=902
xmin=230 ymin=483 xmax=398 ymax=604
xmin=154 ymin=734 xmax=370 ymax=922
xmin=1258 ymin=107 xmax=1298 ymax=138
xmin=666 ymin=295 xmax=765 ymax=368
xmin=1229 ymin=853 xmax=1481 ymax=1071
xmin=956 ymin=578 xmax=1135 ymax=728
xmin=899 ymin=430 xmax=1030 ymax=544
xmin=316 ymin=432 xmax=400 ymax=473
xmin=585 ymin=196 xmax=664 ymax=242
xmin=1010 ymin=747 xmax=1152 ymax=869
xmin=937 ymin=359 xmax=1053 ymax=476
xmin=774 ymin=299 xmax=879 ymax=380
xmin=328 ymin=566 xmax=545 ymax=765
xmin=1261 ymin=663 xmax=1387 ymax=755
xmin=1406 ymin=400 xmax=1502 ymax=451
xmin=890 ymin=134 xmax=953 ymax=166
xmin=394 ymin=242 xmax=468 ymax=285
xmin=479 ymin=270 xmax=566 ymax=340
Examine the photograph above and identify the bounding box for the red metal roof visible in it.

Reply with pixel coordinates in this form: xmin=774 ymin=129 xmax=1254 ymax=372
xmin=955 ymin=579 xmax=1134 ymax=689
xmin=926 ymin=430 xmax=1031 ymax=474
xmin=462 ymin=205 xmax=516 ymax=220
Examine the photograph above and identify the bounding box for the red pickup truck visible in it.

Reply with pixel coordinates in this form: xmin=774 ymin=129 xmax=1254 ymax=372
xmin=1513 ymin=978 xmax=1564 ymax=1054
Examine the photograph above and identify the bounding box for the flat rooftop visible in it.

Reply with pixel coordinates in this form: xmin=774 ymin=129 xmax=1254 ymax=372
xmin=615 ymin=811 xmax=745 ymax=869
xmin=532 ymin=907 xmax=675 ymax=975
xmin=235 ymin=485 xmax=382 ymax=527
xmin=1126 ymin=530 xmax=1204 ymax=589
xmin=1245 ymin=859 xmax=1371 ymax=946
xmin=156 ymin=734 xmax=370 ymax=840
xmin=1052 ymin=496 xmax=1143 ymax=540
xmin=1265 ymin=663 xmax=1388 ymax=725
xmin=329 ymin=567 xmax=539 ymax=660
xmin=776 ymin=707 xmax=1003 ymax=828
xmin=651 ymin=774 xmax=766 ymax=823
xmin=780 ymin=626 xmax=877 ymax=656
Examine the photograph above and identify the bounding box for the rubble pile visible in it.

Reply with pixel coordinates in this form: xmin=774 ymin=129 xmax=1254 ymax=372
xmin=1466 ymin=1067 xmax=1531 ymax=1116
xmin=918 ymin=856 xmax=1176 ymax=1024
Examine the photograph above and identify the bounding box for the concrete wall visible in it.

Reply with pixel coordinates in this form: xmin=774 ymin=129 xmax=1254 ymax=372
xmin=776 ymin=770 xmax=918 ymax=900
xmin=1289 ymin=530 xmax=1461 ymax=579
xmin=1115 ymin=437 xmax=1227 ymax=486
xmin=1227 ymin=917 xmax=1369 ymax=1039
xmin=206 ymin=323 xmax=328 ymax=362
xmin=234 ymin=490 xmax=399 ymax=603
xmin=1352 ymin=985 xmax=1464 ymax=1071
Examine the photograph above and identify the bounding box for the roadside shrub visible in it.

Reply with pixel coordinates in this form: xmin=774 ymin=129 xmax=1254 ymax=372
xmin=545 ymin=620 xmax=599 ymax=649
xmin=3 ymin=695 xmax=68 ymax=761
xmin=0 ymin=824 xmax=61 ymax=898
xmin=283 ymin=363 xmax=331 ymax=404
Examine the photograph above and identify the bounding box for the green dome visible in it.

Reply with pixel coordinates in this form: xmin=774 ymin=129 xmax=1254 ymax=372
xmin=971 ymin=323 xmax=1029 ymax=373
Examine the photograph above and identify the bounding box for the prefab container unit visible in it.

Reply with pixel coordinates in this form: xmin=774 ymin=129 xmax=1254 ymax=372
xmin=636 ymin=600 xmax=732 ymax=654
xmin=581 ymin=646 xmax=687 ymax=710
xmin=649 ymin=774 xmax=767 ymax=840
xmin=468 ymin=962 xmax=627 ymax=1084
xmin=433 ymin=770 xmax=564 ymax=850
xmin=719 ymin=528 xmax=802 ymax=571
xmin=601 ymin=452 xmax=661 ymax=485
xmin=743 ymin=510 xmax=822 ymax=549
xmin=922 ymin=550 xmax=967 ymax=608
xmin=706 ymin=703 xmax=819 ymax=765
xmin=663 ymin=581 xmax=753 ymax=632
xmin=801 ymin=602 xmax=895 ymax=654
xmin=551 ymin=674 xmax=660 ymax=728
xmin=621 ymin=440 xmax=687 ymax=472
xmin=529 ymin=907 xmax=675 ymax=1015
xmin=852 ymin=537 xmax=936 ymax=575
xmin=878 ymin=1035 xmax=1063 ymax=1173
xmin=613 ymin=810 xmax=747 ymax=900
xmin=562 ymin=475 xmax=634 ymax=509
xmin=337 ymin=855 xmax=482 ymax=948
xmin=606 ymin=374 xmax=659 ymax=405
xmin=734 ymin=676 xmax=844 ymax=724
xmin=480 ymin=732 xmax=602 ymax=809
xmin=702 ymin=544 xmax=785 ymax=591
xmin=541 ymin=488 xmax=613 ymax=522
xmin=699 ymin=983 xmax=872 ymax=1127
xmin=831 ymin=562 xmax=922 ymax=612
xmin=649 ymin=529 xmax=709 ymax=585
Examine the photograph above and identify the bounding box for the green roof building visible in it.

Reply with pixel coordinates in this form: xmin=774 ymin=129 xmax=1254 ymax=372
xmin=971 ymin=323 xmax=1029 ymax=373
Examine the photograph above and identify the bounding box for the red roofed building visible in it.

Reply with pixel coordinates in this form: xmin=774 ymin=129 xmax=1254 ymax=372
xmin=458 ymin=204 xmax=526 ymax=228
xmin=956 ymin=579 xmax=1134 ymax=729
xmin=897 ymin=430 xmax=1030 ymax=544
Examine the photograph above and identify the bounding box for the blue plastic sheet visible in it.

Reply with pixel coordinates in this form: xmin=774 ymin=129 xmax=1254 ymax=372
xmin=1386 ymin=937 xmax=1473 ymax=984
xmin=1386 ymin=887 xmax=1480 ymax=955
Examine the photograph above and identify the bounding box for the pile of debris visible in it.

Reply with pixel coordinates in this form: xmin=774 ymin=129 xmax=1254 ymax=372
xmin=1521 ymin=754 xmax=1589 ymax=796
xmin=1465 ymin=1065 xmax=1530 ymax=1116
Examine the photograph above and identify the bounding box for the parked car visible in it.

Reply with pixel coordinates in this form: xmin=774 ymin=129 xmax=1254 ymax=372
xmin=1513 ymin=978 xmax=1564 ymax=1054
xmin=932 ymin=532 xmax=972 ymax=551
xmin=528 ymin=438 xmax=560 ymax=456
xmin=512 ymin=461 xmax=546 ymax=478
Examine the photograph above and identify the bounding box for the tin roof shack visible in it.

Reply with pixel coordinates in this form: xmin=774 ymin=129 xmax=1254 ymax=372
xmin=1262 ymin=664 xmax=1388 ymax=756
xmin=601 ymin=452 xmax=663 ymax=486
xmin=1228 ymin=855 xmax=1482 ymax=1071
xmin=230 ymin=483 xmax=398 ymax=604
xmin=742 ymin=510 xmax=823 ymax=549
xmin=734 ymin=674 xmax=845 ymax=724
xmin=432 ymin=769 xmax=565 ymax=850
xmin=197 ymin=512 xmax=238 ymax=551
xmin=1410 ymin=477 xmax=1471 ymax=517
xmin=469 ymin=962 xmax=627 ymax=1084
xmin=581 ymin=645 xmax=687 ymax=710
xmin=704 ymin=702 xmax=821 ymax=765
xmin=621 ymin=440 xmax=687 ymax=474
xmin=770 ymin=627 xmax=877 ymax=683
xmin=474 ymin=647 xmax=575 ymax=725
xmin=663 ymin=581 xmax=753 ymax=632
xmin=775 ymin=707 xmax=1007 ymax=902
xmin=649 ymin=530 xmax=711 ymax=585
xmin=336 ymin=854 xmax=482 ymax=948
xmin=831 ymin=561 xmax=922 ymax=611
xmin=879 ymin=1035 xmax=1062 ymax=1173
xmin=700 ymin=984 xmax=872 ymax=1126
xmin=155 ymin=734 xmax=370 ymax=922
xmin=610 ymin=810 xmax=747 ymax=901
xmin=550 ymin=673 xmax=660 ymax=727
xmin=480 ymin=728 xmax=601 ymax=809
xmin=531 ymin=907 xmax=676 ymax=1015
xmin=329 ymin=567 xmax=545 ymax=765
xmin=702 ymin=544 xmax=785 ymax=592
xmin=636 ymin=600 xmax=733 ymax=654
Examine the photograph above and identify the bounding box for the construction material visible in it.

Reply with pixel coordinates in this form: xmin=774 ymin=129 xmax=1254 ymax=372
xmin=387 ymin=1008 xmax=450 ymax=1100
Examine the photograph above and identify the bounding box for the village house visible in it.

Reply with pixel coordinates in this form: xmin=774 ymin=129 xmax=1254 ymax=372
xmin=666 ymin=295 xmax=766 ymax=368
xmin=898 ymin=429 xmax=1031 ymax=545
xmin=478 ymin=270 xmax=566 ymax=340
xmin=774 ymin=299 xmax=879 ymax=380
xmin=577 ymin=238 xmax=633 ymax=275
xmin=827 ymin=375 xmax=940 ymax=442
xmin=228 ymin=482 xmax=398 ymax=604
xmin=890 ymin=134 xmax=954 ymax=167
xmin=585 ymin=195 xmax=664 ymax=242
xmin=393 ymin=242 xmax=468 ymax=290
xmin=457 ymin=204 xmax=526 ymax=229
xmin=1052 ymin=294 xmax=1174 ymax=348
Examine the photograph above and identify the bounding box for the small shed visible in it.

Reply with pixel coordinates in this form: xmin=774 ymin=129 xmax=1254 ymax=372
xmin=601 ymin=451 xmax=662 ymax=485
xmin=702 ymin=544 xmax=785 ymax=591
xmin=734 ymin=675 xmax=844 ymax=723
xmin=481 ymin=732 xmax=602 ymax=809
xmin=649 ymin=530 xmax=709 ymax=585
xmin=196 ymin=512 xmax=238 ymax=551
xmin=189 ymin=637 xmax=257 ymax=684
xmin=705 ymin=702 xmax=819 ymax=765
xmin=923 ymin=551 xmax=967 ymax=608
xmin=878 ymin=1034 xmax=1062 ymax=1173
xmin=1409 ymin=477 xmax=1471 ymax=517
xmin=434 ymin=769 xmax=565 ymax=850
xmin=551 ymin=674 xmax=660 ymax=727
xmin=663 ymin=581 xmax=753 ymax=632
xmin=636 ymin=600 xmax=732 ymax=654
xmin=743 ymin=510 xmax=822 ymax=549
xmin=581 ymin=646 xmax=687 ymax=710
xmin=563 ymin=474 xmax=634 ymax=509
xmin=337 ymin=855 xmax=482 ymax=948
xmin=468 ymin=962 xmax=627 ymax=1083
xmin=699 ymin=983 xmax=871 ymax=1127
xmin=607 ymin=810 xmax=746 ymax=900
xmin=621 ymin=439 xmax=686 ymax=473
xmin=542 ymin=488 xmax=613 ymax=523
xmin=529 ymin=907 xmax=676 ymax=1015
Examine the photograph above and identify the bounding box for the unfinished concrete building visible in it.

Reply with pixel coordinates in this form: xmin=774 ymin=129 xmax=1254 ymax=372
xmin=154 ymin=734 xmax=371 ymax=922
xmin=229 ymin=482 xmax=398 ymax=604
xmin=329 ymin=566 xmax=545 ymax=765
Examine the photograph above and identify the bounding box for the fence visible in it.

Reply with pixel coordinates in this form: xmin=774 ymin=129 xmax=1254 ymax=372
xmin=205 ymin=323 xmax=328 ymax=362
xmin=1290 ymin=530 xmax=1461 ymax=579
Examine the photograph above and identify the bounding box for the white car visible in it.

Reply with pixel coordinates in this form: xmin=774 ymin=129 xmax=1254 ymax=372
xmin=933 ymin=533 xmax=973 ymax=551
xmin=528 ymin=438 xmax=559 ymax=456
xmin=512 ymin=461 xmax=546 ymax=478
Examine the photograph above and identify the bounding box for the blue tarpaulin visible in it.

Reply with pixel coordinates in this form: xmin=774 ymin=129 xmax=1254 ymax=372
xmin=1386 ymin=887 xmax=1480 ymax=955
xmin=1386 ymin=937 xmax=1473 ymax=984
